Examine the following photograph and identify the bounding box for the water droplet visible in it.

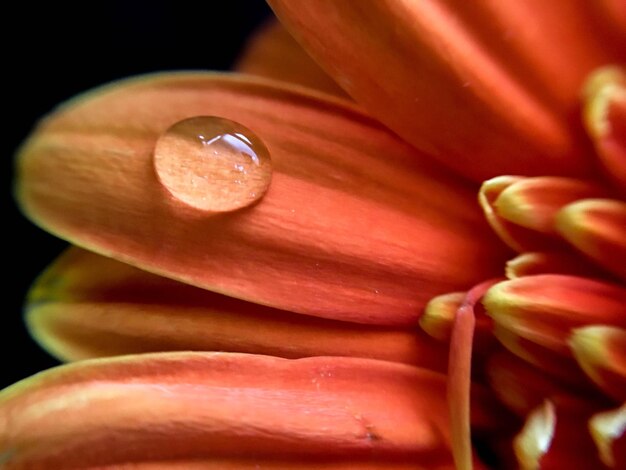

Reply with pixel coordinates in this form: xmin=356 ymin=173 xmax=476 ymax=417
xmin=154 ymin=116 xmax=272 ymax=212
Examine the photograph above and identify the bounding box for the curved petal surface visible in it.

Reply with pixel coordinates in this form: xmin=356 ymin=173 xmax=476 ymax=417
xmin=16 ymin=73 xmax=506 ymax=325
xmin=0 ymin=353 xmax=456 ymax=468
xmin=26 ymin=248 xmax=448 ymax=370
xmin=268 ymin=1 xmax=625 ymax=180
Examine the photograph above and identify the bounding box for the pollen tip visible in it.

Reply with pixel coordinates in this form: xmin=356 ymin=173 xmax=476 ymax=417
xmin=583 ymin=66 xmax=626 ymax=139
xmin=513 ymin=400 xmax=556 ymax=470
xmin=420 ymin=292 xmax=464 ymax=341
xmin=589 ymin=404 xmax=626 ymax=468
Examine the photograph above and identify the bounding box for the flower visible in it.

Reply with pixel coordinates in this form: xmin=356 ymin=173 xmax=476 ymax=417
xmin=3 ymin=2 xmax=626 ymax=469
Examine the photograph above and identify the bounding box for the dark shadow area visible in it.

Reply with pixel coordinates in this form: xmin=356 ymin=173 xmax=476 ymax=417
xmin=3 ymin=0 xmax=271 ymax=388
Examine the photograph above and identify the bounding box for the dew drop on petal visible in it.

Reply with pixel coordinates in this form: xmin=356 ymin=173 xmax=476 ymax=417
xmin=154 ymin=116 xmax=272 ymax=212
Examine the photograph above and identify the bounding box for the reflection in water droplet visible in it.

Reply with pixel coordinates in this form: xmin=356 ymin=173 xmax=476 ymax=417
xmin=154 ymin=116 xmax=272 ymax=212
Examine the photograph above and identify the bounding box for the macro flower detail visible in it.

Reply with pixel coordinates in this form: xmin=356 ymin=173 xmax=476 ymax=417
xmin=153 ymin=116 xmax=274 ymax=212
xmin=1 ymin=352 xmax=502 ymax=468
xmin=15 ymin=73 xmax=505 ymax=326
xmin=3 ymin=2 xmax=626 ymax=469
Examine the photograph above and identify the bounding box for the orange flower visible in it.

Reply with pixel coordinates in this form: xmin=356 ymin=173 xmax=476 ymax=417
xmin=4 ymin=2 xmax=626 ymax=469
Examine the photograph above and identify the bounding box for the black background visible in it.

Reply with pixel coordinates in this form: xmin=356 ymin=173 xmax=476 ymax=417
xmin=3 ymin=0 xmax=271 ymax=388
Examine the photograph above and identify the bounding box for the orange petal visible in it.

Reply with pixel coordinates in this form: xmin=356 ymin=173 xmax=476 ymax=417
xmin=15 ymin=73 xmax=506 ymax=326
xmin=583 ymin=66 xmax=626 ymax=192
xmin=492 ymin=177 xmax=607 ymax=234
xmin=485 ymin=275 xmax=626 ymax=391
xmin=0 ymin=352 xmax=456 ymax=468
xmin=505 ymin=251 xmax=614 ymax=280
xmin=26 ymin=248 xmax=448 ymax=372
xmin=590 ymin=404 xmax=626 ymax=468
xmin=267 ymin=1 xmax=622 ymax=180
xmin=438 ymin=1 xmax=625 ymax=112
xmin=235 ymin=20 xmax=347 ymax=97
xmin=569 ymin=326 xmax=626 ymax=402
xmin=479 ymin=176 xmax=558 ymax=252
xmin=484 ymin=275 xmax=626 ymax=356
xmin=479 ymin=176 xmax=608 ymax=252
xmin=556 ymin=198 xmax=626 ymax=281
xmin=592 ymin=1 xmax=626 ymax=44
